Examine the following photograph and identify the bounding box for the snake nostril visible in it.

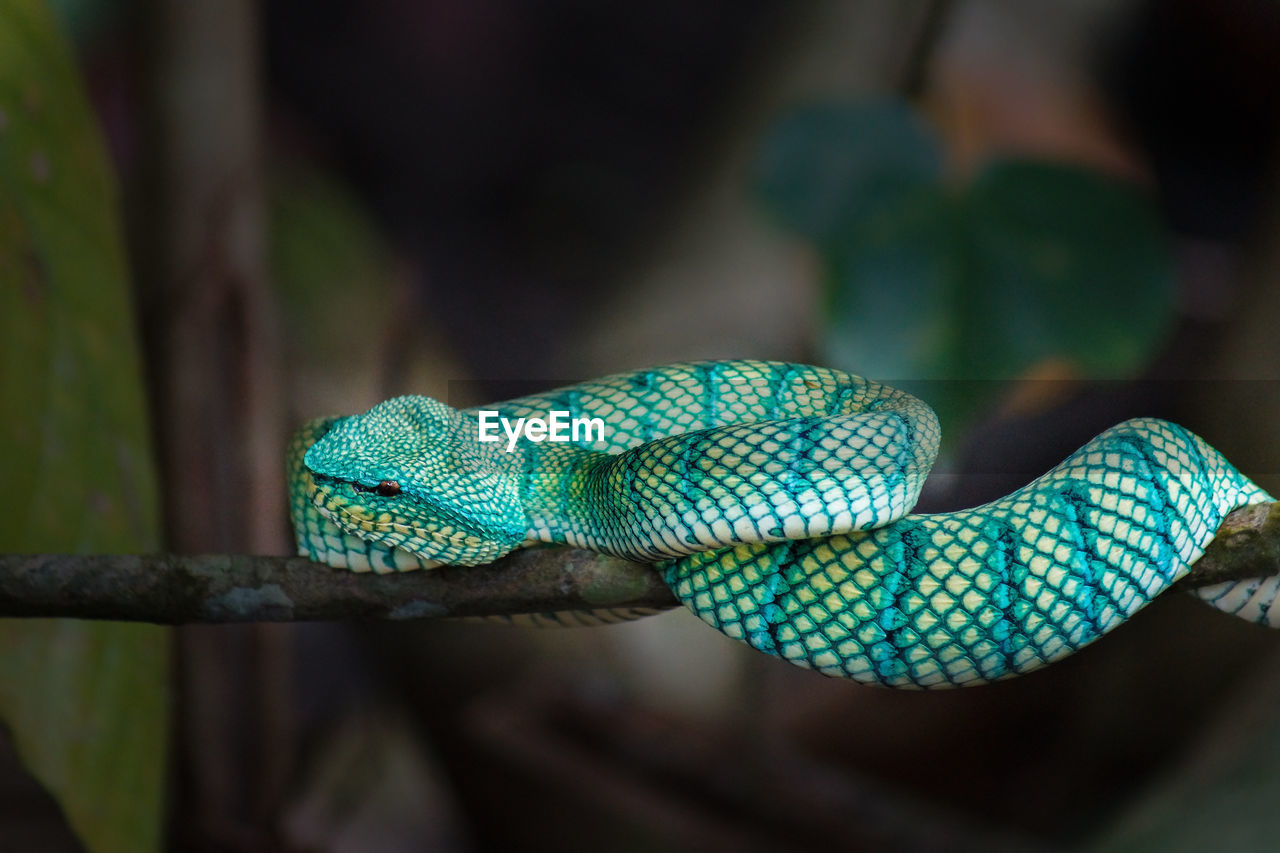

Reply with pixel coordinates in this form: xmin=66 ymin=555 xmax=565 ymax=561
xmin=376 ymin=480 xmax=402 ymax=497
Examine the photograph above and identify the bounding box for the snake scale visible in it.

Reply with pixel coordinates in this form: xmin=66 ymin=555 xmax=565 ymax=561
xmin=288 ymin=360 xmax=1278 ymax=688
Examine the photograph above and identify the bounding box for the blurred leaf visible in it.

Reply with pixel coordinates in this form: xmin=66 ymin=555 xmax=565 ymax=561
xmin=754 ymin=100 xmax=1176 ymax=433
xmin=0 ymin=2 xmax=168 ymax=851
xmin=271 ymin=159 xmax=470 ymax=417
xmin=753 ymin=99 xmax=941 ymax=245
xmin=963 ymin=160 xmax=1174 ymax=379
xmin=271 ymin=162 xmax=399 ymax=363
xmin=46 ymin=0 xmax=119 ymax=47
xmin=270 ymin=160 xmax=418 ymax=418
xmin=821 ymin=184 xmax=960 ymax=383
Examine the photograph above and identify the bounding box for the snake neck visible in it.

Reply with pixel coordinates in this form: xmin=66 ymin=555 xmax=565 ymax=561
xmin=515 ymin=442 xmax=620 ymax=553
xmin=516 ymin=411 xmax=932 ymax=562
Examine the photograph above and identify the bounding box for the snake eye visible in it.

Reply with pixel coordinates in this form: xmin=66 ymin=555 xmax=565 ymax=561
xmin=375 ymin=480 xmax=402 ymax=497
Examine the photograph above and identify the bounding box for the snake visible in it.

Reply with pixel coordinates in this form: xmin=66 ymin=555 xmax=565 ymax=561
xmin=287 ymin=360 xmax=1279 ymax=688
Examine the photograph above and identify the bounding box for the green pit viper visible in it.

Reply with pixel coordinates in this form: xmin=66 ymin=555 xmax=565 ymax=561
xmin=288 ymin=360 xmax=1277 ymax=688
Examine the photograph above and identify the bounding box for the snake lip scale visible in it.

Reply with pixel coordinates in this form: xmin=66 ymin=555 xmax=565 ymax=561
xmin=289 ymin=360 xmax=1277 ymax=688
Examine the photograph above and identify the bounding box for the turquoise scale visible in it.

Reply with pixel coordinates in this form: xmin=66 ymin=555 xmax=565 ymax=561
xmin=289 ymin=361 xmax=1277 ymax=688
xmin=661 ymin=418 xmax=1268 ymax=687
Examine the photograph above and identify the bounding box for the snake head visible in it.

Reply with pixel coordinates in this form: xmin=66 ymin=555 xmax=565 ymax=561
xmin=303 ymin=395 xmax=527 ymax=565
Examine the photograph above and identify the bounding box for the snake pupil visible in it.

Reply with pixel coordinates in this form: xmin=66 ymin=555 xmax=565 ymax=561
xmin=375 ymin=480 xmax=401 ymax=497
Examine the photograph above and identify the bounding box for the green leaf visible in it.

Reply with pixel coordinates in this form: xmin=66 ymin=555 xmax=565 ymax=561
xmin=755 ymin=100 xmax=1177 ymax=433
xmin=820 ymin=184 xmax=960 ymax=383
xmin=962 ymin=160 xmax=1175 ymax=378
xmin=753 ymin=98 xmax=942 ymax=245
xmin=0 ymin=2 xmax=168 ymax=851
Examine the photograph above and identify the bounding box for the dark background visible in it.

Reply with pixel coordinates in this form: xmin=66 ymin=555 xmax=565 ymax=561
xmin=11 ymin=0 xmax=1280 ymax=849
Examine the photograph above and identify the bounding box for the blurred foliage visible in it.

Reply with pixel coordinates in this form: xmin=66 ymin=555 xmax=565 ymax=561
xmin=272 ymin=158 xmax=467 ymax=417
xmin=271 ymin=160 xmax=413 ymax=421
xmin=0 ymin=1 xmax=167 ymax=851
xmin=754 ymin=99 xmax=1175 ymax=431
xmin=1090 ymin=660 xmax=1280 ymax=852
xmin=271 ymin=162 xmax=399 ymax=366
xmin=46 ymin=0 xmax=118 ymax=47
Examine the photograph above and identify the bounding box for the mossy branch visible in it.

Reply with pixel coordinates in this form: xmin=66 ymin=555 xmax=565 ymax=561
xmin=0 ymin=547 xmax=669 ymax=623
xmin=0 ymin=502 xmax=1276 ymax=623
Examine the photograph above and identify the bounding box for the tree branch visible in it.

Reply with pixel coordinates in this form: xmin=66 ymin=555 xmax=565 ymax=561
xmin=0 ymin=547 xmax=671 ymax=623
xmin=1172 ymin=501 xmax=1280 ymax=591
xmin=0 ymin=502 xmax=1276 ymax=623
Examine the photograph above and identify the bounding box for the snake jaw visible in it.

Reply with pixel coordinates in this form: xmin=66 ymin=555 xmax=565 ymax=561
xmin=307 ymin=471 xmax=525 ymax=565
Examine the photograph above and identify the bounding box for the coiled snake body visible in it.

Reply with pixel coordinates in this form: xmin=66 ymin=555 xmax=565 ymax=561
xmin=289 ymin=361 xmax=1277 ymax=688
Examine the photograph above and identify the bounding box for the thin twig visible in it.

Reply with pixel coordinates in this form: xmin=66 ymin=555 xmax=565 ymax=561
xmin=0 ymin=502 xmax=1276 ymax=623
xmin=900 ymin=0 xmax=954 ymax=99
